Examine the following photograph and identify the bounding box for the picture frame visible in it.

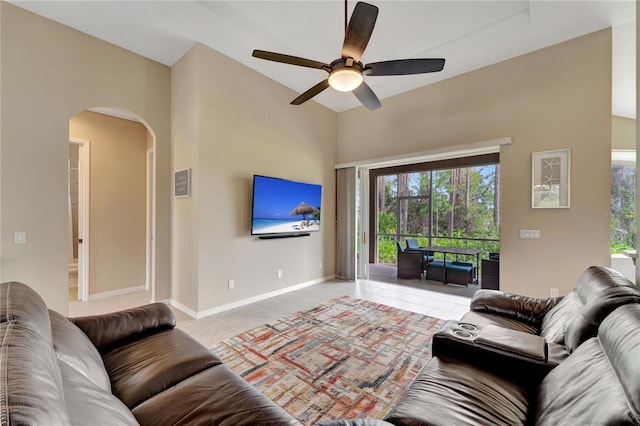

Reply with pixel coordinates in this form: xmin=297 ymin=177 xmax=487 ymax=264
xmin=174 ymin=168 xmax=191 ymax=198
xmin=532 ymin=149 xmax=570 ymax=208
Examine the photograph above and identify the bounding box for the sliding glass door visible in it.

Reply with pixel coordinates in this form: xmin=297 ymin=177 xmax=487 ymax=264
xmin=370 ymin=154 xmax=500 ymax=267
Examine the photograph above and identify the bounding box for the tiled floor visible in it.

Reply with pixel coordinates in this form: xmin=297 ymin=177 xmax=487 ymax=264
xmin=69 ymin=277 xmax=471 ymax=349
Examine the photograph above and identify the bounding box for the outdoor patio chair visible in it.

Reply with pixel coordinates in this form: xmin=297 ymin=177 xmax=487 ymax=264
xmin=406 ymin=238 xmax=434 ymax=264
xmin=397 ymin=241 xmax=424 ymax=280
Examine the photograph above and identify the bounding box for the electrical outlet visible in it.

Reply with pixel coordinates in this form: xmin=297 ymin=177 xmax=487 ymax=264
xmin=228 ymin=279 xmax=235 ymax=289
xmin=550 ymin=288 xmax=559 ymax=297
xmin=277 ymin=270 xmax=283 ymax=279
xmin=519 ymin=229 xmax=540 ymax=239
xmin=319 ymin=261 xmax=323 ymax=270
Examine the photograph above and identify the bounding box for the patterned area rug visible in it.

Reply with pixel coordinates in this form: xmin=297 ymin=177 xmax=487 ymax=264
xmin=211 ymin=296 xmax=444 ymax=425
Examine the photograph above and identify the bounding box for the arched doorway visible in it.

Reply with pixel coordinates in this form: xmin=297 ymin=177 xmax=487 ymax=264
xmin=68 ymin=107 xmax=157 ymax=307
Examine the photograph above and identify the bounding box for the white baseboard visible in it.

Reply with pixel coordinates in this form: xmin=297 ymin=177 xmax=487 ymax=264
xmin=161 ymin=298 xmax=199 ymax=319
xmin=162 ymin=274 xmax=336 ymax=320
xmin=89 ymin=285 xmax=146 ymax=300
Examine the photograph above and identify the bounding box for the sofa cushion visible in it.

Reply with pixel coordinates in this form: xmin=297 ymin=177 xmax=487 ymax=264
xmin=132 ymin=363 xmax=301 ymax=426
xmin=598 ymin=304 xmax=640 ymax=420
xmin=49 ymin=309 xmax=111 ymax=392
xmin=563 ymin=286 xmax=640 ymax=352
xmin=0 ymin=281 xmax=52 ymax=341
xmin=0 ymin=321 xmax=70 ymax=425
xmin=539 ymin=291 xmax=582 ymax=344
xmin=541 ymin=266 xmax=636 ymax=345
xmin=384 ymin=356 xmax=532 ymax=426
xmin=59 ymin=361 xmax=139 ymax=426
xmin=71 ymin=302 xmax=176 ymax=353
xmin=534 ymin=304 xmax=640 ymax=425
xmin=468 ymin=290 xmax=557 ymax=328
xmin=460 ymin=311 xmax=539 ymax=335
xmin=103 ymin=328 xmax=223 ymax=408
xmin=574 ymin=266 xmax=633 ymax=303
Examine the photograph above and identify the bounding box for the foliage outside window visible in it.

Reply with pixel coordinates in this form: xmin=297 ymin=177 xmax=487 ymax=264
xmin=611 ymin=157 xmax=636 ymax=254
xmin=376 ymin=164 xmax=500 ymax=264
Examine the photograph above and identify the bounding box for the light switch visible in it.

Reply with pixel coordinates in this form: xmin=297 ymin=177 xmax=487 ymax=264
xmin=14 ymin=231 xmax=26 ymax=244
xmin=519 ymin=229 xmax=540 ymax=239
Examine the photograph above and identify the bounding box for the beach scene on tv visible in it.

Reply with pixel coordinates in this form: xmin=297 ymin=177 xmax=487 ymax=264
xmin=252 ymin=176 xmax=322 ymax=235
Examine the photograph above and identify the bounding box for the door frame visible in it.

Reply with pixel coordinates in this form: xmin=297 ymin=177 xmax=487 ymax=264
xmin=146 ymin=147 xmax=156 ymax=297
xmin=70 ymin=138 xmax=90 ymax=301
xmin=357 ymin=167 xmax=370 ymax=279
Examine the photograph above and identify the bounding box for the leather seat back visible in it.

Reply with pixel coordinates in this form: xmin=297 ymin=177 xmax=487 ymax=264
xmin=534 ymin=303 xmax=640 ymax=425
xmin=1 ymin=281 xmax=52 ymax=341
xmin=0 ymin=282 xmax=71 ymax=425
xmin=540 ymin=266 xmax=635 ymax=344
xmin=564 ymin=285 xmax=640 ymax=352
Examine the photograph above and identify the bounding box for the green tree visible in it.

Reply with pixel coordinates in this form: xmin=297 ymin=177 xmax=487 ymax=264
xmin=376 ymin=165 xmax=500 ymax=265
xmin=611 ymin=165 xmax=636 ymax=253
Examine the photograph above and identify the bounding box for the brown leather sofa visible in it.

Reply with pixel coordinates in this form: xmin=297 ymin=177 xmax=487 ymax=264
xmin=382 ymin=302 xmax=640 ymax=425
xmin=0 ymin=281 xmax=300 ymax=425
xmin=461 ymin=265 xmax=639 ymax=347
xmin=4 ymin=266 xmax=639 ymax=426
xmin=321 ymin=266 xmax=640 ymax=426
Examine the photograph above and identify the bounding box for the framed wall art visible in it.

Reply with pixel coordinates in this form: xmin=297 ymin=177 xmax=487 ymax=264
xmin=532 ymin=149 xmax=570 ymax=208
xmin=174 ymin=168 xmax=191 ymax=198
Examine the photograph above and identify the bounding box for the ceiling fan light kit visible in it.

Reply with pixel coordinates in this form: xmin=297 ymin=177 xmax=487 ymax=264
xmin=329 ymin=68 xmax=363 ymax=92
xmin=252 ymin=1 xmax=445 ymax=111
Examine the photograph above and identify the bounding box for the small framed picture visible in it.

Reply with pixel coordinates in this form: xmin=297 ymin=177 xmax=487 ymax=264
xmin=532 ymin=149 xmax=570 ymax=208
xmin=174 ymin=168 xmax=191 ymax=198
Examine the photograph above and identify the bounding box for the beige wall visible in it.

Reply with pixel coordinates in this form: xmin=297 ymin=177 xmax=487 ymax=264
xmin=339 ymin=29 xmax=612 ymax=297
xmin=0 ymin=3 xmax=172 ymax=313
xmin=171 ymin=45 xmax=200 ymax=310
xmin=0 ymin=2 xmax=619 ymax=309
xmin=172 ymin=43 xmax=337 ymax=313
xmin=612 ymin=115 xmax=636 ymax=150
xmin=70 ymin=111 xmax=147 ymax=295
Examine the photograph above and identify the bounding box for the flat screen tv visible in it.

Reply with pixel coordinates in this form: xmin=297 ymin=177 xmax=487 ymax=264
xmin=251 ymin=175 xmax=322 ymax=236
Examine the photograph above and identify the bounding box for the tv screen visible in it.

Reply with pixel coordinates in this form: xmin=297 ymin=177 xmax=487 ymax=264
xmin=251 ymin=175 xmax=322 ymax=236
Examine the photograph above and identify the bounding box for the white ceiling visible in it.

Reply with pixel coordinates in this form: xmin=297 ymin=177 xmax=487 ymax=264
xmin=10 ymin=0 xmax=636 ymax=117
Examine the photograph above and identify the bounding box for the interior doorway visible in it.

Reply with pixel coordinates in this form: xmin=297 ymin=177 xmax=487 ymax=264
xmin=68 ymin=108 xmax=156 ymax=307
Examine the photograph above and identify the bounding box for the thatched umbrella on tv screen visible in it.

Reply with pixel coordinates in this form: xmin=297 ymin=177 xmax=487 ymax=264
xmin=290 ymin=202 xmax=319 ymax=222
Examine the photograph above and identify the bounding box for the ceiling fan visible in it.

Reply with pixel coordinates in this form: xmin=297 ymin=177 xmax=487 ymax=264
xmin=252 ymin=1 xmax=445 ymax=111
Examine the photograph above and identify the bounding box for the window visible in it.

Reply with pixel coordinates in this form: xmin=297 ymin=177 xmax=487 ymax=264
xmin=611 ymin=150 xmax=636 ymax=253
xmin=370 ymin=154 xmax=500 ymax=264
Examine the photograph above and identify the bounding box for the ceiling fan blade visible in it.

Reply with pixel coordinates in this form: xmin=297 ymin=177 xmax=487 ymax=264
xmin=252 ymin=50 xmax=330 ymax=70
xmin=342 ymin=2 xmax=378 ymax=63
xmin=353 ymin=81 xmax=381 ymax=111
xmin=366 ymin=58 xmax=446 ymax=76
xmin=291 ymin=79 xmax=331 ymax=105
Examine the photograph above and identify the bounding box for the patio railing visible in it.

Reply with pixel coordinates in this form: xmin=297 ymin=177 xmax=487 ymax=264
xmin=377 ymin=234 xmax=499 ymax=274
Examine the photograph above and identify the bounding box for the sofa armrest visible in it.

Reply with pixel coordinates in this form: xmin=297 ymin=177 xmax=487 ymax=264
xmin=432 ymin=321 xmax=561 ymax=386
xmin=70 ymin=303 xmax=176 ymax=353
xmin=470 ymin=290 xmax=561 ymax=327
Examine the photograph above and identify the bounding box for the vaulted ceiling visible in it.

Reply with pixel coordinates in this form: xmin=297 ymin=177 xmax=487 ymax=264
xmin=10 ymin=1 xmax=636 ymax=117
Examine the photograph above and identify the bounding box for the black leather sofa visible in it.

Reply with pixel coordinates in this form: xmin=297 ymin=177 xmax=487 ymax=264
xmin=0 ymin=281 xmax=300 ymax=425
